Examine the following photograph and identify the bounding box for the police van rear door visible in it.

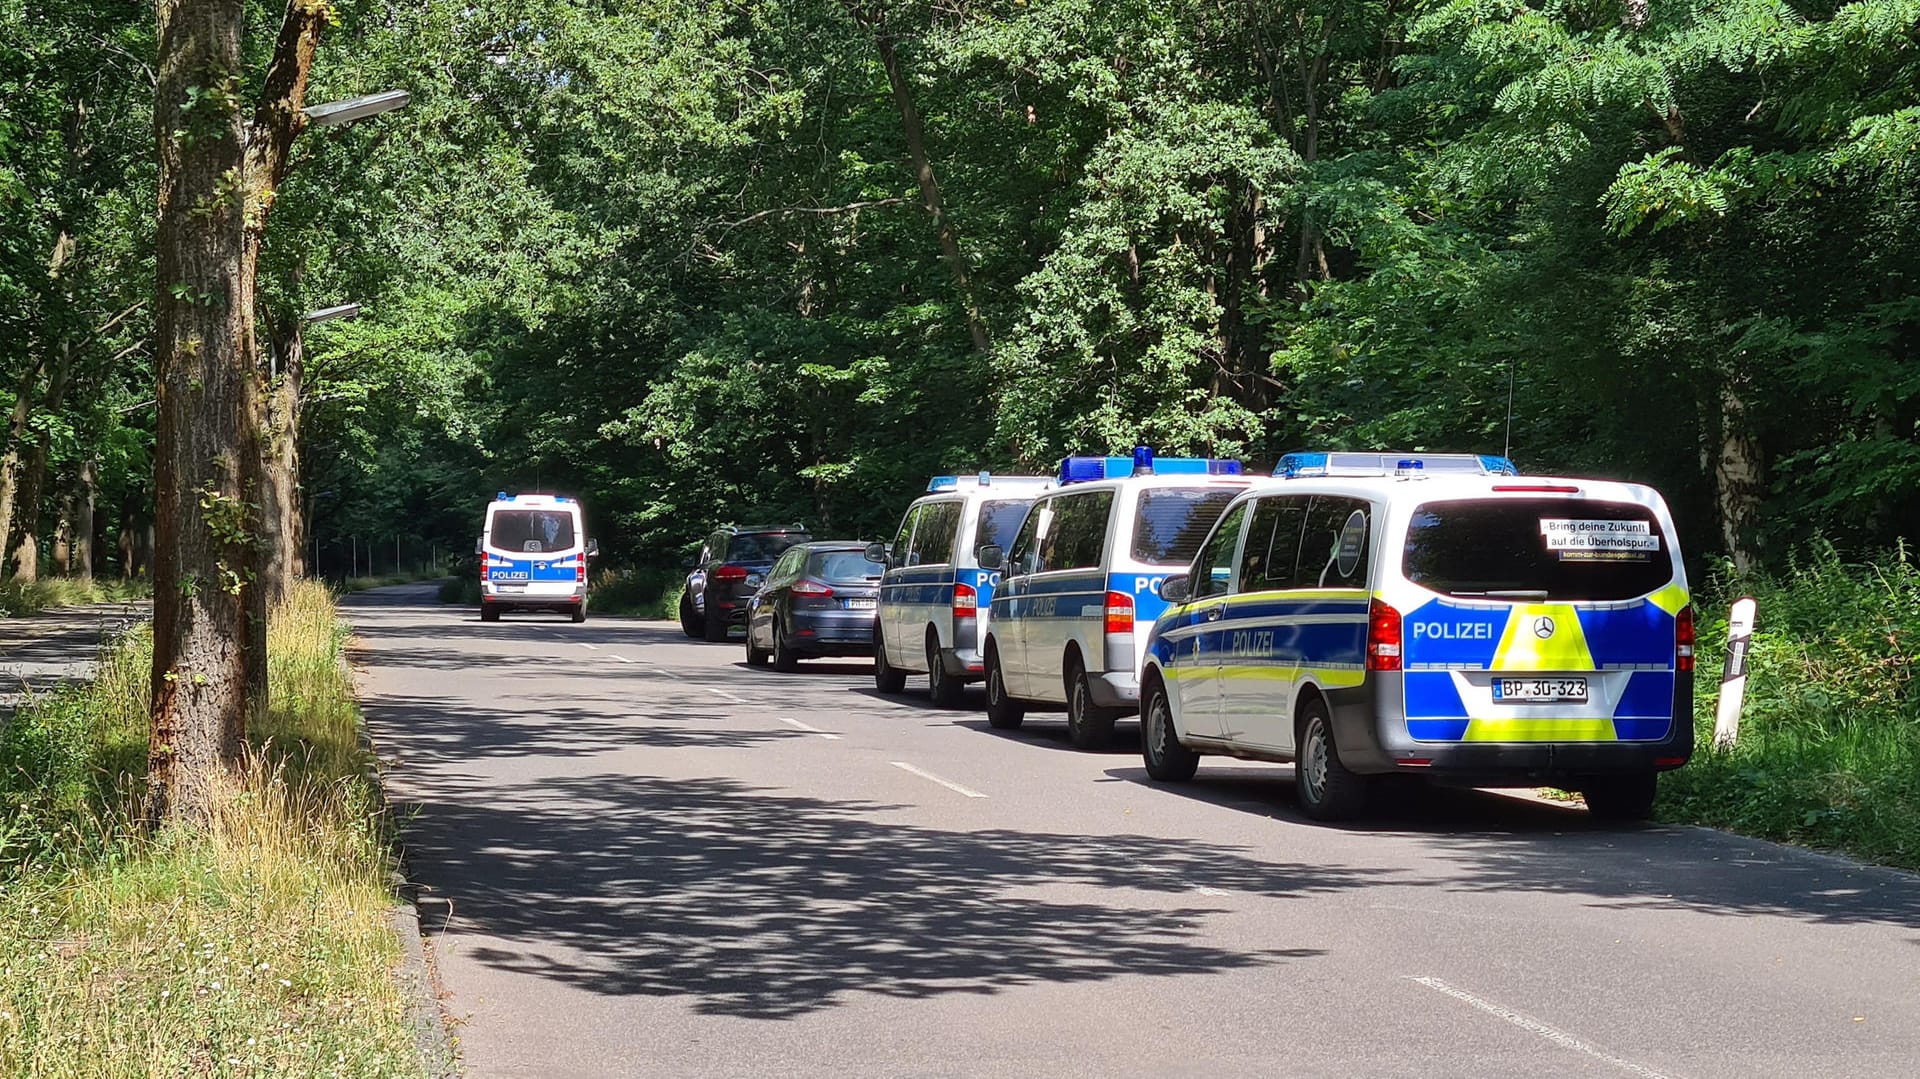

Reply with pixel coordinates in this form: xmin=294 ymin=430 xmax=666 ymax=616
xmin=1394 ymin=493 xmax=1686 ymax=744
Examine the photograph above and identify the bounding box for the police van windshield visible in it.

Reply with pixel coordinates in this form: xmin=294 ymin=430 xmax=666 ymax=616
xmin=1133 ymin=488 xmax=1241 ymax=565
xmin=976 ymin=500 xmax=1032 ymax=550
xmin=1402 ymin=498 xmax=1672 ymax=602
xmin=810 ymin=550 xmax=884 ymax=582
xmin=490 ymin=509 xmax=577 ymax=554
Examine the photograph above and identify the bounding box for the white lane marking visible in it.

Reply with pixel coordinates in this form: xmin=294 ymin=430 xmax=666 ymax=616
xmin=779 ymin=717 xmax=841 ymax=740
xmin=578 ymin=643 xmax=599 ymax=650
xmin=702 ymin=686 xmax=746 ymax=703
xmin=890 ymin=761 xmax=987 ymax=799
xmin=610 ymin=654 xmax=634 ymax=663
xmin=1406 ymin=976 xmax=1674 ymax=1079
xmin=1194 ymin=886 xmax=1231 ymax=897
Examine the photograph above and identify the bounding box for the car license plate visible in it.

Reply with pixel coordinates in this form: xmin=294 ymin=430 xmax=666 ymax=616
xmin=1493 ymin=678 xmax=1587 ymax=703
xmin=844 ymin=598 xmax=876 ymax=611
xmin=496 ymin=584 xmax=526 ymax=594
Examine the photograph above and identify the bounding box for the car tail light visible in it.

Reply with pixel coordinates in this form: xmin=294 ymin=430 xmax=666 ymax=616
xmin=714 ymin=565 xmax=749 ymax=582
xmin=575 ymin=558 xmax=586 ymax=583
xmin=1676 ymin=604 xmax=1695 ymax=672
xmin=1367 ymin=598 xmax=1402 ymax=671
xmin=1104 ymin=591 xmax=1134 ymax=636
xmin=952 ymin=581 xmax=977 ymax=620
xmin=792 ymin=579 xmax=833 ymax=597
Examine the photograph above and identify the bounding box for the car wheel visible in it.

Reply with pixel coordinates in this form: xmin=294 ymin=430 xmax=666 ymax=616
xmin=679 ymin=593 xmax=702 ymax=639
xmin=985 ymin=647 xmax=1024 ymax=730
xmin=480 ymin=604 xmax=500 ymax=623
xmin=1065 ymin=658 xmax=1117 ymax=750
xmin=1142 ymin=677 xmax=1198 ymax=782
xmin=773 ymin=617 xmax=800 ymax=673
xmin=745 ymin=623 xmax=770 ymax=667
xmin=571 ymin=604 xmax=587 ymax=624
xmin=873 ymin=628 xmax=907 ymax=694
xmin=1296 ymin=697 xmax=1369 ymax=821
xmin=926 ymin=633 xmax=963 ymax=707
xmin=704 ymin=601 xmax=730 ymax=642
xmin=1581 ymin=773 xmax=1658 ymax=822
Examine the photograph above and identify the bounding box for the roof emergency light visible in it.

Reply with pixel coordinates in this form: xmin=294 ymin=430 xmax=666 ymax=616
xmin=1058 ymin=449 xmax=1243 ymax=485
xmin=1277 ymin=452 xmax=1519 ymax=479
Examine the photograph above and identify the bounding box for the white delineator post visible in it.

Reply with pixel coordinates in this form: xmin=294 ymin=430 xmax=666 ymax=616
xmin=1713 ymin=597 xmax=1758 ymax=750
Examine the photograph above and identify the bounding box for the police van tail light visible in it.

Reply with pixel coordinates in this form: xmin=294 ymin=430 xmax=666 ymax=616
xmin=1104 ymin=591 xmax=1135 ymax=636
xmin=952 ymin=581 xmax=978 ymax=620
xmin=1676 ymin=604 xmax=1695 ymax=672
xmin=1367 ymin=598 xmax=1402 ymax=672
xmin=575 ymin=558 xmax=586 ymax=583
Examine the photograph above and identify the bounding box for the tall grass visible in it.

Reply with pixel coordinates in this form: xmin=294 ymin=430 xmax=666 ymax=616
xmin=1662 ymin=541 xmax=1920 ymax=870
xmin=0 ymin=577 xmax=149 ymax=618
xmin=0 ymin=581 xmax=423 ymax=1077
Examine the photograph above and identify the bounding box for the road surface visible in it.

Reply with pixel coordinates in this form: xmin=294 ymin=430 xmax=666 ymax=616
xmin=348 ymin=583 xmax=1920 ymax=1079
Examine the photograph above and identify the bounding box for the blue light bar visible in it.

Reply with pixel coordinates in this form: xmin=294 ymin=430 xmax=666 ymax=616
xmin=1057 ymin=454 xmax=1245 ymax=485
xmin=1278 ymin=452 xmax=1519 ymax=478
xmin=928 ymin=476 xmax=960 ymax=492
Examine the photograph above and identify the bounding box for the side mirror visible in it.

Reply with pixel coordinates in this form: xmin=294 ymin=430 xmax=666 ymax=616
xmin=976 ymin=544 xmax=1005 ymax=571
xmin=1160 ymin=573 xmax=1191 ymax=605
xmin=863 ymin=541 xmax=890 ymax=565
xmin=586 ymin=539 xmax=600 ymax=559
xmin=683 ymin=551 xmax=701 ymax=570
xmin=474 ymin=537 xmax=484 ymax=556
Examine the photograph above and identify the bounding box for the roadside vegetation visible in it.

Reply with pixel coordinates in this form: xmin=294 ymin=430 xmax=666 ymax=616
xmin=439 ymin=566 xmax=684 ymax=619
xmin=0 ymin=582 xmax=423 ymax=1076
xmin=0 ymin=578 xmax=149 ymax=619
xmin=1664 ymin=545 xmax=1920 ymax=872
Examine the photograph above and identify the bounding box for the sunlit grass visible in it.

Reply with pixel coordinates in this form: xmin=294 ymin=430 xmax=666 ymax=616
xmin=0 ymin=577 xmax=150 ymax=618
xmin=0 ymin=581 xmax=424 ymax=1077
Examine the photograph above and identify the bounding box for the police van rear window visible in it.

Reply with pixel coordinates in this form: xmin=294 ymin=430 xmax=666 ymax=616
xmin=490 ymin=509 xmax=576 ymax=554
xmin=1402 ymin=498 xmax=1671 ymax=601
xmin=975 ymin=500 xmax=1032 ymax=550
xmin=1132 ymin=489 xmax=1240 ymax=566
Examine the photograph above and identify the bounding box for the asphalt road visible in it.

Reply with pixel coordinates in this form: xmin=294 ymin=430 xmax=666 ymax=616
xmin=348 ymin=583 xmax=1920 ymax=1079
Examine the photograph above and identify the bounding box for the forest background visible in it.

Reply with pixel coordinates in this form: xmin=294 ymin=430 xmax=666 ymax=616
xmin=4 ymin=0 xmax=1918 ymax=583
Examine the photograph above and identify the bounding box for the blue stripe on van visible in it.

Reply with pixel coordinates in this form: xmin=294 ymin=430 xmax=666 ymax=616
xmin=882 ymin=565 xmax=955 ymax=606
xmin=1402 ymin=599 xmax=1507 ymax=668
xmin=1405 ymin=671 xmax=1469 ymax=719
xmin=1577 ymin=605 xmax=1679 ymax=668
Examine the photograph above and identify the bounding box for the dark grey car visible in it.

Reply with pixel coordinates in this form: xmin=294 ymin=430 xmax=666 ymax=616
xmin=745 ymin=542 xmax=885 ymax=671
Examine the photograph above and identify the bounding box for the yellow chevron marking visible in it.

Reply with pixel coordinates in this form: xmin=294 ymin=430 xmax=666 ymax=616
xmin=1492 ymin=604 xmax=1595 ymax=672
xmin=1648 ymin=582 xmax=1690 ymax=615
xmin=1462 ymin=717 xmax=1617 ymax=742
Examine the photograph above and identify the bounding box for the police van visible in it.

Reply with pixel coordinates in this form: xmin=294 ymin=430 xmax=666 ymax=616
xmin=1138 ymin=452 xmax=1693 ymax=822
xmin=978 ymin=450 xmax=1249 ymax=748
xmin=477 ymin=493 xmax=597 ymax=623
xmin=868 ymin=473 xmax=1054 ymax=705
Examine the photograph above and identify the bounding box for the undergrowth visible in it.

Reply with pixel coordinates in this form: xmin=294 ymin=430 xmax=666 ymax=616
xmin=0 ymin=577 xmax=150 ymax=618
xmin=0 ymin=581 xmax=423 ymax=1076
xmin=1662 ymin=541 xmax=1920 ymax=872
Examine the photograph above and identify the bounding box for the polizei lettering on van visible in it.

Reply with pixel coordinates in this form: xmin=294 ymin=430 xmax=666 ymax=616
xmin=1411 ymin=621 xmax=1495 ymax=640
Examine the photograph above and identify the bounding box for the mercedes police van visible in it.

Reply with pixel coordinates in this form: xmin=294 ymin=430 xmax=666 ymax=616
xmin=476 ymin=493 xmax=597 ymax=623
xmin=979 ymin=449 xmax=1249 ymax=748
xmin=868 ymin=473 xmax=1054 ymax=705
xmin=1138 ymin=452 xmax=1693 ymax=822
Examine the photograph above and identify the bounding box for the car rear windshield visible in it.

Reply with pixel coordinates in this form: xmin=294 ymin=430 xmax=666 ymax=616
xmin=729 ymin=532 xmax=809 ymax=562
xmin=809 ymin=550 xmax=884 ymax=582
xmin=1402 ymin=498 xmax=1673 ymax=601
xmin=1132 ymin=488 xmax=1241 ymax=565
xmin=490 ymin=509 xmax=576 ymax=554
xmin=975 ymin=499 xmax=1032 ymax=550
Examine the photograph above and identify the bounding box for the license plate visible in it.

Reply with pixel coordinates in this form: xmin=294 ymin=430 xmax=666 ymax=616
xmin=1494 ymin=678 xmax=1587 ymax=703
xmin=496 ymin=584 xmax=526 ymax=594
xmin=844 ymin=598 xmax=876 ymax=611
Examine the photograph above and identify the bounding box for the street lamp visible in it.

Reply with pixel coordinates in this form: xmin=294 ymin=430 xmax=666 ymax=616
xmin=302 ymin=89 xmax=411 ymax=129
xmin=302 ymin=302 xmax=362 ymax=325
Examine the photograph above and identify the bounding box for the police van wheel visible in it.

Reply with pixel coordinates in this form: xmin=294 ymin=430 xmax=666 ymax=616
xmin=480 ymin=604 xmax=500 ymax=624
xmin=985 ymin=651 xmax=1024 ymax=730
xmin=1296 ymin=699 xmax=1368 ymax=821
xmin=773 ymin=619 xmax=801 ymax=673
xmin=1142 ymin=679 xmax=1198 ymax=782
xmin=926 ymin=635 xmax=963 ymax=707
xmin=1581 ymin=773 xmax=1658 ymax=822
xmin=873 ymin=630 xmax=908 ymax=694
xmin=1066 ymin=662 xmax=1117 ymax=750
xmin=679 ymin=595 xmax=702 ymax=639
xmin=571 ymin=605 xmax=587 ymax=624
xmin=704 ymin=607 xmax=730 ymax=643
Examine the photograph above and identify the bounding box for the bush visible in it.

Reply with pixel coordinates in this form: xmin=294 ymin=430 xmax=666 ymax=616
xmin=1661 ymin=541 xmax=1920 ymax=870
xmin=587 ymin=566 xmax=685 ymax=619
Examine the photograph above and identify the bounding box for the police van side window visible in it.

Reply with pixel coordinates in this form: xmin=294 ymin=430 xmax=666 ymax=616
xmin=908 ymin=501 xmax=961 ymax=566
xmin=892 ymin=507 xmax=920 ymax=563
xmin=1008 ymin=501 xmax=1049 ymax=577
xmin=1193 ymin=502 xmax=1249 ymax=599
xmin=1041 ymin=490 xmax=1114 ymax=572
xmin=1301 ymin=497 xmax=1372 ymax=589
xmin=1239 ymin=495 xmax=1312 ymax=590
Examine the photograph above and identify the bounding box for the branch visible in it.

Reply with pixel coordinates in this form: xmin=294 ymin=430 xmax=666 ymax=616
xmin=246 ymin=0 xmax=329 ymax=231
xmin=717 ymin=197 xmax=910 ymax=234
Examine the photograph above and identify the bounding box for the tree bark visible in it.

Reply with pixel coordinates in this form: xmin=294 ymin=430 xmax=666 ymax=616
xmin=1714 ymin=379 xmax=1764 ymax=573
xmin=74 ymin=458 xmax=96 ymax=578
xmin=148 ymin=0 xmax=257 ymax=827
xmin=10 ymin=345 xmax=75 ymax=583
xmin=0 ymin=361 xmax=41 ymax=568
xmin=257 ymin=319 xmax=304 ymax=607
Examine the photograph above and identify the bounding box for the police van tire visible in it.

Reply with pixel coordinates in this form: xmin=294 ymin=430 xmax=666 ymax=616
xmin=704 ymin=606 xmax=730 ymax=643
xmin=874 ymin=630 xmax=908 ymax=694
xmin=1581 ymin=773 xmax=1658 ymax=822
xmin=985 ymin=650 xmax=1024 ymax=730
xmin=773 ymin=619 xmax=801 ymax=673
xmin=1066 ymin=662 xmax=1118 ymax=750
xmin=1142 ymin=679 xmax=1198 ymax=782
xmin=926 ymin=634 xmax=963 ymax=707
xmin=480 ymin=604 xmax=500 ymax=623
xmin=679 ymin=595 xmax=702 ymax=639
xmin=1296 ymin=698 xmax=1368 ymax=821
xmin=571 ymin=605 xmax=587 ymax=624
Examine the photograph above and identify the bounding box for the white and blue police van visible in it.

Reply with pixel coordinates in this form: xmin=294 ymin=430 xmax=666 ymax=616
xmin=868 ymin=473 xmax=1054 ymax=705
xmin=476 ymin=492 xmax=597 ymax=623
xmin=978 ymin=449 xmax=1249 ymax=747
xmin=1137 ymin=452 xmax=1694 ymax=822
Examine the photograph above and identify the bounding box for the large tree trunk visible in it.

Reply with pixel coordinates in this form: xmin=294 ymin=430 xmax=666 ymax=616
xmin=147 ymin=0 xmax=257 ymax=827
xmin=74 ymin=458 xmax=96 ymax=577
xmin=1715 ymin=379 xmax=1764 ymax=573
xmin=0 ymin=361 xmax=40 ymax=569
xmin=10 ymin=346 xmax=75 ymax=583
xmin=257 ymin=321 xmax=304 ymax=607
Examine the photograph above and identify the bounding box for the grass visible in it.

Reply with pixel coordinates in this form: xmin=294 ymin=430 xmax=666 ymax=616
xmin=0 ymin=581 xmax=425 ymax=1077
xmin=1660 ymin=541 xmax=1920 ymax=872
xmin=437 ymin=565 xmax=685 ymax=619
xmin=0 ymin=577 xmax=150 ymax=618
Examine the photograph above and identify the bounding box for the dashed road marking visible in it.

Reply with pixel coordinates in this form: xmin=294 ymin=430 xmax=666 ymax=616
xmin=1406 ymin=976 xmax=1673 ymax=1078
xmin=702 ymin=686 xmax=746 ymax=703
xmin=890 ymin=761 xmax=986 ymax=799
xmin=611 ymin=654 xmax=634 ymax=663
xmin=779 ymin=717 xmax=841 ymax=740
xmin=578 ymin=643 xmax=598 ymax=650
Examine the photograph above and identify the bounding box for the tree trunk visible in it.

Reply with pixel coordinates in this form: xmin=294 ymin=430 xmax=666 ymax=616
xmin=869 ymin=24 xmax=990 ymax=354
xmin=148 ymin=0 xmax=257 ymax=828
xmin=257 ymin=320 xmax=304 ymax=608
xmin=74 ymin=458 xmax=96 ymax=578
xmin=52 ymin=499 xmax=71 ymax=575
xmin=10 ymin=345 xmax=75 ymax=583
xmin=1715 ymin=379 xmax=1764 ymax=573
